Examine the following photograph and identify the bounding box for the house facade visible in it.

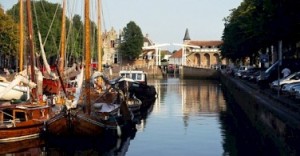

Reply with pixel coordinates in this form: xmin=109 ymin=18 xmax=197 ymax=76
xmin=102 ymin=28 xmax=156 ymax=67
xmin=102 ymin=27 xmax=120 ymax=65
xmin=169 ymin=29 xmax=228 ymax=68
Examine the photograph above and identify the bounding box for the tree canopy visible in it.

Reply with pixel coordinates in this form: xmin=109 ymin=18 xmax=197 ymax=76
xmin=119 ymin=21 xmax=144 ymax=60
xmin=221 ymin=0 xmax=300 ymax=61
xmin=0 ymin=7 xmax=19 ymax=59
xmin=6 ymin=1 xmax=86 ymax=65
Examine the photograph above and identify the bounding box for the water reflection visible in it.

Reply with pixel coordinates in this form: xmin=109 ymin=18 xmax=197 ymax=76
xmin=0 ymin=138 xmax=45 ymax=155
xmin=0 ymin=78 xmax=282 ymax=155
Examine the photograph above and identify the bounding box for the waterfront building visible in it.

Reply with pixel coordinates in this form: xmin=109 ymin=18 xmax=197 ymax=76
xmin=169 ymin=29 xmax=228 ymax=68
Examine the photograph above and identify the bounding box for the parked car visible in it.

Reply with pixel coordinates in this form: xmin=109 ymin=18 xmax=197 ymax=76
xmin=257 ymin=59 xmax=300 ymax=88
xmin=281 ymin=82 xmax=300 ymax=96
xmin=248 ymin=70 xmax=262 ymax=82
xmin=234 ymin=66 xmax=253 ymax=78
xmin=241 ymin=68 xmax=260 ymax=80
xmin=289 ymin=85 xmax=300 ymax=97
xmin=270 ymin=71 xmax=300 ymax=91
xmin=293 ymin=86 xmax=300 ymax=99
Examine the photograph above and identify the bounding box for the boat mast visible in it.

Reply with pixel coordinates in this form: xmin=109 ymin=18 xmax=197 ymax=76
xmin=97 ymin=0 xmax=102 ymax=72
xmin=19 ymin=0 xmax=24 ymax=72
xmin=26 ymin=0 xmax=37 ymax=100
xmin=59 ymin=0 xmax=66 ymax=76
xmin=84 ymin=0 xmax=91 ymax=114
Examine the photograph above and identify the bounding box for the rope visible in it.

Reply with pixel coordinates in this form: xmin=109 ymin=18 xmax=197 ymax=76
xmin=42 ymin=2 xmax=60 ymax=47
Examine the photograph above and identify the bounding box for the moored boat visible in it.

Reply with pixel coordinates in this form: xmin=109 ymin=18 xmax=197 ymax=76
xmin=43 ymin=0 xmax=133 ymax=138
xmin=0 ymin=0 xmax=53 ymax=143
xmin=119 ymin=70 xmax=157 ymax=107
xmin=0 ymin=103 xmax=50 ymax=143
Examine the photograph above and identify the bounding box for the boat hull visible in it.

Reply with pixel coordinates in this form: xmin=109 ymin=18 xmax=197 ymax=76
xmin=0 ymin=104 xmax=51 ymax=143
xmin=0 ymin=137 xmax=44 ymax=154
xmin=43 ymin=79 xmax=61 ymax=95
xmin=44 ymin=111 xmax=70 ymax=136
xmin=0 ymin=120 xmax=43 ymax=143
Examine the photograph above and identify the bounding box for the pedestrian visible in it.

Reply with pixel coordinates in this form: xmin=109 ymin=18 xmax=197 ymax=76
xmin=281 ymin=67 xmax=291 ymax=78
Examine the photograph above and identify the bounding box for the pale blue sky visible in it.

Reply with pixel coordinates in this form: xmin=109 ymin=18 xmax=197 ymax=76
xmin=1 ymin=0 xmax=242 ymax=51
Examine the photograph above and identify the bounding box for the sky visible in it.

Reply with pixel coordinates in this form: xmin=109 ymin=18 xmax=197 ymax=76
xmin=1 ymin=0 xmax=242 ymax=51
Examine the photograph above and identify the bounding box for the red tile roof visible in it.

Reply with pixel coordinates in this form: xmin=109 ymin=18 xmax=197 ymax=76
xmin=170 ymin=49 xmax=182 ymax=58
xmin=187 ymin=40 xmax=223 ymax=46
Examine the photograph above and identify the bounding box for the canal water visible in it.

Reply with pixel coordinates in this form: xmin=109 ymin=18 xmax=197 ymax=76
xmin=1 ymin=78 xmax=280 ymax=155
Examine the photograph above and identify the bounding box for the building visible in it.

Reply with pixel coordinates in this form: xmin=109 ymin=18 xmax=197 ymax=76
xmin=102 ymin=27 xmax=119 ymax=65
xmin=169 ymin=28 xmax=227 ymax=68
xmin=102 ymin=28 xmax=157 ymax=68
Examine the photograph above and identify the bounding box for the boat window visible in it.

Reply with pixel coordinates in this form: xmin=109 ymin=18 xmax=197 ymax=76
xmin=15 ymin=111 xmax=27 ymax=122
xmin=132 ymin=73 xmax=137 ymax=80
xmin=120 ymin=73 xmax=125 ymax=77
xmin=125 ymin=73 xmax=130 ymax=78
xmin=137 ymin=74 xmax=142 ymax=80
xmin=0 ymin=109 xmax=13 ymax=122
xmin=0 ymin=109 xmax=26 ymax=122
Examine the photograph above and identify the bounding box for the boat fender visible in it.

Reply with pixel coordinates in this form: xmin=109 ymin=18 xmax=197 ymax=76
xmin=116 ymin=138 xmax=122 ymax=149
xmin=117 ymin=124 xmax=122 ymax=137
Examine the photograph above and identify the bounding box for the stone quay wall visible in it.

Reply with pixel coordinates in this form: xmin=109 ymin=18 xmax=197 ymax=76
xmin=220 ymin=73 xmax=300 ymax=155
xmin=179 ymin=66 xmax=219 ymax=79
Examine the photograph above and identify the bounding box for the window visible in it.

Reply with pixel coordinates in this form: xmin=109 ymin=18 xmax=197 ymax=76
xmin=137 ymin=74 xmax=142 ymax=80
xmin=132 ymin=73 xmax=137 ymax=80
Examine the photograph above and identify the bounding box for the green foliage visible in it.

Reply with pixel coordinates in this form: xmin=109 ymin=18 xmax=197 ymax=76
xmin=0 ymin=7 xmax=19 ymax=58
xmin=222 ymin=0 xmax=300 ymax=60
xmin=119 ymin=21 xmax=144 ymax=60
xmin=67 ymin=15 xmax=83 ymax=61
xmin=6 ymin=0 xmax=85 ymax=64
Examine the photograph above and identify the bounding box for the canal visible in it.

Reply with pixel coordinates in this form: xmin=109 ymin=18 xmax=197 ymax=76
xmin=1 ymin=78 xmax=281 ymax=155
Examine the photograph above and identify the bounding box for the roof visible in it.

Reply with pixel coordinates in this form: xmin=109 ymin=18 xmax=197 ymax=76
xmin=169 ymin=49 xmax=183 ymax=58
xmin=183 ymin=28 xmax=191 ymax=41
xmin=187 ymin=40 xmax=223 ymax=46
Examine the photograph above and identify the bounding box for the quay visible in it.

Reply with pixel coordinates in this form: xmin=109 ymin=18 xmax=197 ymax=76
xmin=220 ymin=72 xmax=300 ymax=155
xmin=179 ymin=65 xmax=219 ymax=79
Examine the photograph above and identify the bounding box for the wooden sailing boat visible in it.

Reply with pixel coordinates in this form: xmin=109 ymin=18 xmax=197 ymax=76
xmin=41 ymin=0 xmax=79 ymax=97
xmin=69 ymin=0 xmax=132 ymax=136
xmin=44 ymin=0 xmax=132 ymax=137
xmin=0 ymin=0 xmax=51 ymax=143
xmin=41 ymin=0 xmax=83 ymax=136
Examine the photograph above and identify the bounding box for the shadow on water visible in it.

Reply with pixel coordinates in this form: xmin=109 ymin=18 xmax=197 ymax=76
xmin=220 ymin=86 xmax=281 ymax=156
xmin=43 ymin=127 xmax=137 ymax=155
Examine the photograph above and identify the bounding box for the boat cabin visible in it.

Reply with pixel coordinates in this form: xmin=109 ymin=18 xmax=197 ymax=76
xmin=0 ymin=105 xmax=50 ymax=126
xmin=119 ymin=70 xmax=147 ymax=84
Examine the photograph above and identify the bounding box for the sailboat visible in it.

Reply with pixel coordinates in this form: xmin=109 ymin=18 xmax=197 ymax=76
xmin=71 ymin=0 xmax=132 ymax=136
xmin=0 ymin=0 xmax=52 ymax=142
xmin=40 ymin=0 xmax=79 ymax=98
xmin=44 ymin=0 xmax=132 ymax=137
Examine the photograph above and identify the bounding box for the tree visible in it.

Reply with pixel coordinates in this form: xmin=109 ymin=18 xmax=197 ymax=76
xmin=7 ymin=1 xmax=86 ymax=64
xmin=0 ymin=6 xmax=19 ymax=67
xmin=119 ymin=21 xmax=144 ymax=60
xmin=67 ymin=15 xmax=83 ymax=62
xmin=221 ymin=0 xmax=300 ymax=61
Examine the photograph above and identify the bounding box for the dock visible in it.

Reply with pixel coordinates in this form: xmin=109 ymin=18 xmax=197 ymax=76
xmin=220 ymin=72 xmax=300 ymax=155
